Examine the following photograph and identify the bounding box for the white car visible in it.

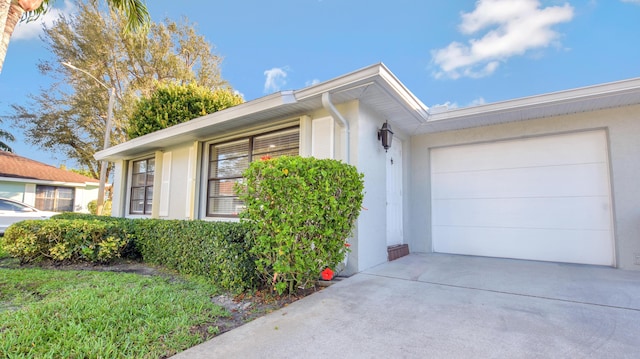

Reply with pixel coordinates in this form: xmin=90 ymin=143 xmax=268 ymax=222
xmin=0 ymin=198 xmax=58 ymax=235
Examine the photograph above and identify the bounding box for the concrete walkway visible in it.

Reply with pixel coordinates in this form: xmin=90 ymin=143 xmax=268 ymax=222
xmin=172 ymin=253 xmax=640 ymax=358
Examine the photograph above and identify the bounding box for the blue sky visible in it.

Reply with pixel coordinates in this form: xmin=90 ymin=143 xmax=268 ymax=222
xmin=1 ymin=0 xmax=639 ymax=167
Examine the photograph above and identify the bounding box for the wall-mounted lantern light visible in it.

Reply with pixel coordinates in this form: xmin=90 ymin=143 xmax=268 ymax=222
xmin=377 ymin=121 xmax=394 ymax=152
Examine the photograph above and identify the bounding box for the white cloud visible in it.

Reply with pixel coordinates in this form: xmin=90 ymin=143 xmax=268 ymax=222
xmin=13 ymin=1 xmax=75 ymax=41
xmin=263 ymin=67 xmax=289 ymax=93
xmin=429 ymin=101 xmax=458 ymax=113
xmin=305 ymin=79 xmax=320 ymax=87
xmin=431 ymin=0 xmax=574 ymax=79
xmin=429 ymin=97 xmax=486 ymax=112
xmin=468 ymin=97 xmax=486 ymax=106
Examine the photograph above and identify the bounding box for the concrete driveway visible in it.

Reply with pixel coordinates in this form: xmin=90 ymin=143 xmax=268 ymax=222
xmin=173 ymin=253 xmax=640 ymax=358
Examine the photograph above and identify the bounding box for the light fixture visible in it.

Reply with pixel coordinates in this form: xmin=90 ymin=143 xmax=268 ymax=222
xmin=377 ymin=121 xmax=394 ymax=152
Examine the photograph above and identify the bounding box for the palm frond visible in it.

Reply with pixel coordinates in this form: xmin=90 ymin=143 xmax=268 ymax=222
xmin=107 ymin=0 xmax=150 ymax=33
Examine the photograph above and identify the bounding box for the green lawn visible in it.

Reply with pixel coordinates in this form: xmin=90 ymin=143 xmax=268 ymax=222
xmin=0 ymin=267 xmax=227 ymax=358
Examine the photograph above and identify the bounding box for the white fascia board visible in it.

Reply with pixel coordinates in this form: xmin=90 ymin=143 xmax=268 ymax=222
xmin=295 ymin=62 xmax=429 ymax=122
xmin=429 ymin=77 xmax=640 ymax=123
xmin=294 ymin=63 xmax=386 ymax=100
xmin=0 ymin=176 xmax=94 ymax=187
xmin=376 ymin=66 xmax=430 ymax=122
xmin=95 ymin=91 xmax=296 ymax=161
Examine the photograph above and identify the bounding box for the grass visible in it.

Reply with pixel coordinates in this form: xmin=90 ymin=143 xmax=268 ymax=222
xmin=0 ymin=268 xmax=227 ymax=358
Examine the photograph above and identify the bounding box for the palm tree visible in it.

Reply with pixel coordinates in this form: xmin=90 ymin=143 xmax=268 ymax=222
xmin=0 ymin=0 xmax=149 ymax=74
xmin=0 ymin=120 xmax=15 ymax=151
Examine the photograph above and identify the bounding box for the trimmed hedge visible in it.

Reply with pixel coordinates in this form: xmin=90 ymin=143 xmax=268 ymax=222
xmin=1 ymin=219 xmax=131 ymax=263
xmin=135 ymin=219 xmax=257 ymax=292
xmin=0 ymin=215 xmax=256 ymax=292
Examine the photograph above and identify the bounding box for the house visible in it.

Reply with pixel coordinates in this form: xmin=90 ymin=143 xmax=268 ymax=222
xmin=95 ymin=63 xmax=640 ymax=274
xmin=0 ymin=151 xmax=100 ymax=213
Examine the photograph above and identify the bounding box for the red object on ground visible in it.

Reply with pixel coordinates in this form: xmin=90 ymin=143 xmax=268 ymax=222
xmin=321 ymin=268 xmax=334 ymax=281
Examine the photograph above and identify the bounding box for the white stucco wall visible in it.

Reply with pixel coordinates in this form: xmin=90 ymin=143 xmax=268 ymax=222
xmin=111 ymin=160 xmax=126 ymax=217
xmin=352 ymin=103 xmax=391 ymax=273
xmin=305 ymin=100 xmax=413 ymax=274
xmin=409 ymin=104 xmax=640 ymax=270
xmin=0 ymin=181 xmax=26 ymax=201
xmin=73 ymin=185 xmax=99 ymax=213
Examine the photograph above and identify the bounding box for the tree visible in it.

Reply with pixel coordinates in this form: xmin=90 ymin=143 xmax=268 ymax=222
xmin=0 ymin=118 xmax=14 ymax=151
xmin=5 ymin=1 xmax=228 ymax=179
xmin=0 ymin=0 xmax=149 ymax=74
xmin=128 ymin=83 xmax=244 ymax=139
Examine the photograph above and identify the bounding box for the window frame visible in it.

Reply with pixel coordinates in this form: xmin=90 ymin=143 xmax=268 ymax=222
xmin=34 ymin=185 xmax=75 ymax=212
xmin=127 ymin=156 xmax=155 ymax=216
xmin=205 ymin=126 xmax=300 ymax=218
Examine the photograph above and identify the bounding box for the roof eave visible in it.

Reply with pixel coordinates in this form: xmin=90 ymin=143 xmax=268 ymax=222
xmin=421 ymin=77 xmax=640 ymax=133
xmin=0 ymin=176 xmax=99 ymax=187
xmin=95 ymin=91 xmax=296 ymax=161
xmin=96 ymin=63 xmax=430 ymax=161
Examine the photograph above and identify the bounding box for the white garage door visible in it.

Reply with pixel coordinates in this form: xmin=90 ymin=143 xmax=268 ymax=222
xmin=431 ymin=131 xmax=614 ymax=266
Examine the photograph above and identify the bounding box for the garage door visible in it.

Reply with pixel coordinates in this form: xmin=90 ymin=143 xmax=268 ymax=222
xmin=431 ymin=131 xmax=614 ymax=266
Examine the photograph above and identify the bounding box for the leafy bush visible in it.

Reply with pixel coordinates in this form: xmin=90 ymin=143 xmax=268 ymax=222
xmin=1 ymin=219 xmax=131 ymax=264
xmin=1 ymin=215 xmax=256 ymax=292
xmin=53 ymin=212 xmax=118 ymax=221
xmin=51 ymin=213 xmax=141 ymax=259
xmin=127 ymin=83 xmax=244 ymax=139
xmin=135 ymin=220 xmax=257 ymax=292
xmin=87 ymin=199 xmax=112 ymax=215
xmin=237 ymin=156 xmax=364 ymax=294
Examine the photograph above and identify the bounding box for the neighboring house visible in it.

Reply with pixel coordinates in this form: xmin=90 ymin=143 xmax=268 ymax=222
xmin=95 ymin=63 xmax=640 ymax=274
xmin=0 ymin=151 xmax=100 ymax=213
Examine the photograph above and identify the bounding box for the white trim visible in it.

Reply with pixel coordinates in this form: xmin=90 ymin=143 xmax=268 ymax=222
xmin=431 ymin=77 xmax=640 ymax=121
xmin=421 ymin=77 xmax=640 ymax=134
xmin=0 ymin=176 xmax=97 ymax=187
xmin=95 ymin=92 xmax=297 ymax=161
xmin=186 ymin=145 xmax=195 ymax=218
xmin=159 ymin=152 xmax=172 ymax=217
xmin=124 ymin=154 xmax=155 ymax=218
xmin=23 ymin=183 xmax=36 ymax=206
xmin=94 ymin=63 xmax=429 ymax=162
xmin=201 ymin=118 xmax=300 ymax=145
xmin=311 ymin=116 xmax=334 ymax=159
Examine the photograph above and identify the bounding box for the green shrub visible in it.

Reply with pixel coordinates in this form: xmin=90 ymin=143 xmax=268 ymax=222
xmin=1 ymin=219 xmax=131 ymax=264
xmin=237 ymin=156 xmax=364 ymax=295
xmin=87 ymin=199 xmax=112 ymax=215
xmin=53 ymin=212 xmax=110 ymax=220
xmin=51 ymin=213 xmax=140 ymax=258
xmin=1 ymin=215 xmax=256 ymax=292
xmin=135 ymin=220 xmax=257 ymax=292
xmin=127 ymin=83 xmax=244 ymax=139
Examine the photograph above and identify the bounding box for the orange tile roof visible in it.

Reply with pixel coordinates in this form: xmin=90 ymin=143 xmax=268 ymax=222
xmin=0 ymin=151 xmax=99 ymax=184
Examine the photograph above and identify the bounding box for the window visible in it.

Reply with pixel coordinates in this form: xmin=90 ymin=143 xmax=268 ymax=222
xmin=129 ymin=158 xmax=155 ymax=215
xmin=35 ymin=186 xmax=75 ymax=212
xmin=207 ymin=127 xmax=299 ymax=217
